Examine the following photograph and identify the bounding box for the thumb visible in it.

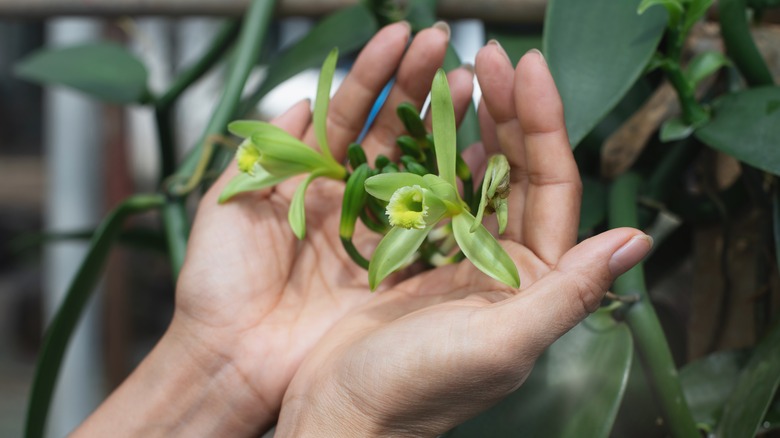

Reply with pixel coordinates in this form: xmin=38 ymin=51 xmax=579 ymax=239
xmin=495 ymin=228 xmax=653 ymax=355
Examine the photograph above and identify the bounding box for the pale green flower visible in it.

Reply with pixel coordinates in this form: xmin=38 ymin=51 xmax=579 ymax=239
xmin=219 ymin=48 xmax=346 ymax=239
xmin=364 ymin=69 xmax=520 ymax=290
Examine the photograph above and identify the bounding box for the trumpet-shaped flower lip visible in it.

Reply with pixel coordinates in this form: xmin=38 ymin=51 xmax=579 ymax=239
xmin=387 ymin=185 xmax=428 ymax=229
xmin=236 ymin=140 xmax=261 ymax=175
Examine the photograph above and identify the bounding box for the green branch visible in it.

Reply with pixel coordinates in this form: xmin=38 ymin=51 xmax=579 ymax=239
xmin=154 ymin=20 xmax=241 ymax=180
xmin=608 ymin=173 xmax=699 ymax=438
xmin=24 ymin=194 xmax=165 ymax=438
xmin=719 ymin=0 xmax=774 ymax=87
xmin=172 ymin=0 xmax=276 ymax=189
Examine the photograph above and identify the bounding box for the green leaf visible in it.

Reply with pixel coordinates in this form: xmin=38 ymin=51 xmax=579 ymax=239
xmin=403 ymin=0 xmax=437 ymax=31
xmin=431 ymin=69 xmax=458 ymax=187
xmin=368 ymin=225 xmax=433 ymax=290
xmin=679 ymin=349 xmax=750 ymax=428
xmin=15 ymin=42 xmax=149 ymax=104
xmin=683 ymin=0 xmax=715 ymax=36
xmin=365 ymin=172 xmax=428 ymax=201
xmin=696 ymin=86 xmax=780 ymax=176
xmin=685 ymin=51 xmax=731 ymax=88
xmin=448 ymin=311 xmax=633 ymax=437
xmin=288 ymin=172 xmax=322 ymax=240
xmin=660 ymin=116 xmax=695 ymax=142
xmin=24 ymin=194 xmax=165 ymax=438
xmin=717 ymin=321 xmax=780 ymax=437
xmin=218 ymin=168 xmax=287 ymax=203
xmin=638 ymin=0 xmax=684 ymax=27
xmin=451 ymin=212 xmax=520 ymax=288
xmin=314 ymin=48 xmax=338 ymax=161
xmin=543 ymin=0 xmax=666 ymax=148
xmin=238 ymin=4 xmax=378 ymax=115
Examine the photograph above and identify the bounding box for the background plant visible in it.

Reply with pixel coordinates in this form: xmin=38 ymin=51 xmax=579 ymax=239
xmin=13 ymin=0 xmax=780 ymax=436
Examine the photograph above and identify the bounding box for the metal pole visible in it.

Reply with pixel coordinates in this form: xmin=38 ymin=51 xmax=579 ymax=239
xmin=0 ymin=0 xmax=546 ymax=22
xmin=43 ymin=18 xmax=104 ymax=438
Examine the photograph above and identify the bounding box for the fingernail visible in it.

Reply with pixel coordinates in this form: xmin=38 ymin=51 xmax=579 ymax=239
xmin=460 ymin=62 xmax=474 ymax=74
xmin=527 ymin=48 xmax=547 ymax=66
xmin=433 ymin=20 xmax=451 ymax=39
xmin=488 ymin=39 xmax=511 ymax=64
xmin=397 ymin=20 xmax=411 ymax=32
xmin=609 ymin=234 xmax=653 ymax=277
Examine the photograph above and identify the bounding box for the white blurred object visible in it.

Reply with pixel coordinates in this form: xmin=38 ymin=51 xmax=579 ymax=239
xmin=450 ymin=19 xmax=485 ymax=104
xmin=125 ymin=18 xmax=172 ymax=191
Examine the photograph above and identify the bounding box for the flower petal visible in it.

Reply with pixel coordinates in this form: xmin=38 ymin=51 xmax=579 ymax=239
xmin=431 ymin=68 xmax=457 ymax=187
xmin=452 ymin=212 xmax=520 ymax=288
xmin=288 ymin=171 xmax=323 ymax=240
xmin=368 ymin=224 xmax=433 ymax=291
xmin=228 ymin=120 xmax=267 ymax=138
xmin=251 ymin=126 xmax=333 ymax=174
xmin=314 ymin=48 xmax=338 ymax=161
xmin=218 ymin=168 xmax=287 ymax=204
xmin=365 ymin=172 xmax=427 ymax=201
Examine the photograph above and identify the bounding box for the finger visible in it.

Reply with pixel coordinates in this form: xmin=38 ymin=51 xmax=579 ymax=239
xmin=304 ymin=21 xmax=411 ymax=161
xmin=361 ymin=22 xmax=451 ymax=162
xmin=493 ymin=228 xmax=652 ymax=356
xmin=461 ymin=141 xmax=486 ymax=184
xmin=515 ymin=50 xmax=581 ymax=265
xmin=423 ymin=65 xmax=475 ymax=130
xmin=475 ymin=41 xmax=524 ymax=165
xmin=205 ymin=98 xmax=313 ymax=201
xmin=475 ymin=41 xmax=528 ymax=242
xmin=476 ymin=97 xmax=499 ymax=155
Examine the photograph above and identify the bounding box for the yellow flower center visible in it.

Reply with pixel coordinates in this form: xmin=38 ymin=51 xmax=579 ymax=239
xmin=236 ymin=141 xmax=261 ymax=175
xmin=387 ymin=185 xmax=429 ymax=229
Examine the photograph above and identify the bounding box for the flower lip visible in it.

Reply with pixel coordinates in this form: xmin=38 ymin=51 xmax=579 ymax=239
xmin=236 ymin=140 xmax=261 ymax=175
xmin=387 ymin=185 xmax=429 ymax=230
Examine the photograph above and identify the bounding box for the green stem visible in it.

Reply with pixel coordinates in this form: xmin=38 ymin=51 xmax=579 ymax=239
xmin=156 ymin=21 xmax=241 ymax=111
xmin=24 ymin=194 xmax=165 ymax=438
xmin=663 ymin=61 xmax=709 ymax=127
xmin=719 ymin=0 xmax=774 ymax=87
xmin=161 ymin=0 xmax=276 ymax=277
xmin=662 ymin=28 xmax=709 ymax=127
xmin=153 ymin=20 xmax=241 ymax=180
xmin=154 ymin=107 xmax=177 ymax=179
xmin=171 ymin=0 xmax=276 ymax=190
xmin=162 ymin=198 xmax=190 ymax=279
xmin=340 ymin=237 xmax=370 ymax=269
xmin=608 ymin=173 xmax=699 ymax=438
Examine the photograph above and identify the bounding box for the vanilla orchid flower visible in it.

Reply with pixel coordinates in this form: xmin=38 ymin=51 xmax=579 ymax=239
xmin=364 ymin=69 xmax=520 ymax=290
xmin=218 ymin=48 xmax=346 ymax=239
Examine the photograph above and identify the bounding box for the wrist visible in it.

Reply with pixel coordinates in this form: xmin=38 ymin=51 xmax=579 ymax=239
xmin=275 ymin=390 xmax=380 ymax=438
xmin=73 ymin=314 xmax=274 ymax=437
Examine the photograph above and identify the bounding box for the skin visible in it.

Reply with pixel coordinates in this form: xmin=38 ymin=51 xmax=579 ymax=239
xmin=73 ymin=22 xmax=652 ymax=438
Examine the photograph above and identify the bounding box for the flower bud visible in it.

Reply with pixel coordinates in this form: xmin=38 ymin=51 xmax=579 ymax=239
xmin=472 ymin=154 xmax=511 ymax=233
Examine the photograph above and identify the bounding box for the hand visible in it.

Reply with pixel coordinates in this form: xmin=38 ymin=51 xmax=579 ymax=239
xmin=273 ymin=46 xmax=653 ymax=437
xmin=75 ymin=21 xmax=479 ymax=438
